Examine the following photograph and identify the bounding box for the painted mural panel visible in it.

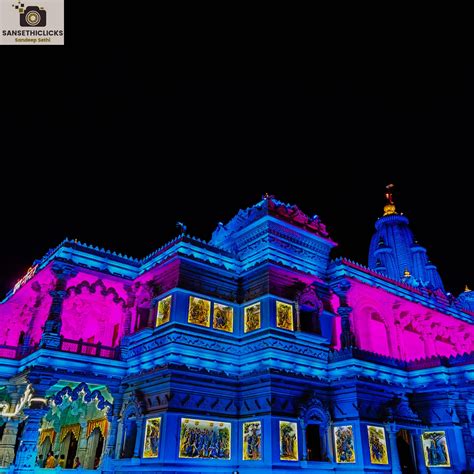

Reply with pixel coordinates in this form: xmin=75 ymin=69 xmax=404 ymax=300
xmin=156 ymin=295 xmax=172 ymax=327
xmin=422 ymin=431 xmax=451 ymax=467
xmin=334 ymin=425 xmax=356 ymax=463
xmin=242 ymin=421 xmax=262 ymax=460
xmin=188 ymin=296 xmax=211 ymax=327
xmin=179 ymin=418 xmax=231 ymax=459
xmin=279 ymin=421 xmax=298 ymax=461
xmin=244 ymin=303 xmax=261 ymax=333
xmin=367 ymin=425 xmax=388 ymax=465
xmin=276 ymin=301 xmax=294 ymax=331
xmin=213 ymin=303 xmax=233 ymax=332
xmin=143 ymin=417 xmax=161 ymax=458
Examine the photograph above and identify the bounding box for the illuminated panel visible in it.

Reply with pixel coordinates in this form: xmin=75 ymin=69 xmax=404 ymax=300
xmin=422 ymin=431 xmax=451 ymax=467
xmin=367 ymin=425 xmax=388 ymax=465
xmin=156 ymin=295 xmax=172 ymax=327
xmin=334 ymin=425 xmax=356 ymax=463
xmin=276 ymin=301 xmax=294 ymax=331
xmin=213 ymin=303 xmax=233 ymax=333
xmin=244 ymin=303 xmax=261 ymax=333
xmin=188 ymin=296 xmax=211 ymax=327
xmin=143 ymin=417 xmax=161 ymax=458
xmin=279 ymin=421 xmax=298 ymax=461
xmin=242 ymin=421 xmax=262 ymax=460
xmin=178 ymin=418 xmax=231 ymax=459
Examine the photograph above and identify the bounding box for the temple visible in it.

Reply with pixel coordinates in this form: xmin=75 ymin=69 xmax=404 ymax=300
xmin=1 ymin=192 xmax=473 ymax=473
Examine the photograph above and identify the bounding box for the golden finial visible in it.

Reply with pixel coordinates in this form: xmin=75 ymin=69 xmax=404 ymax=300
xmin=403 ymin=268 xmax=411 ymax=278
xmin=383 ymin=183 xmax=397 ymax=216
xmin=465 ymin=285 xmax=471 ymax=292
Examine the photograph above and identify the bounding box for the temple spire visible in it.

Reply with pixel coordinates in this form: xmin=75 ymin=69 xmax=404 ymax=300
xmin=369 ymin=186 xmax=445 ymax=292
xmin=383 ymin=183 xmax=397 ymax=216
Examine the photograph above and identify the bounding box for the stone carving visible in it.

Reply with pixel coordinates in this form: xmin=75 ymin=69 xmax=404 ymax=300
xmin=53 ymin=382 xmax=112 ymax=413
xmin=121 ymin=391 xmax=145 ymax=418
xmin=210 ymin=195 xmax=331 ymax=246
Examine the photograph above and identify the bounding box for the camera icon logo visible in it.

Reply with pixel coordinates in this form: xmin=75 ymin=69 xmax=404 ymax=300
xmin=12 ymin=1 xmax=47 ymax=27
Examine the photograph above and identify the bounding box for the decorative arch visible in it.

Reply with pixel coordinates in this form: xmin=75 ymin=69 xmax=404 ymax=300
xmin=297 ymin=285 xmax=323 ymax=334
xmin=298 ymin=395 xmax=331 ymax=462
xmin=52 ymin=382 xmax=113 ymax=413
xmin=66 ymin=280 xmax=126 ymax=307
xmin=61 ymin=279 xmax=128 ymax=346
xmin=298 ymin=395 xmax=331 ymax=427
xmin=355 ymin=304 xmax=391 ymax=356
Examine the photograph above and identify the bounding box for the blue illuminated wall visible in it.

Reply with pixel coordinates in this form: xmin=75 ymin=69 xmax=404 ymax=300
xmin=1 ymin=195 xmax=474 ymax=474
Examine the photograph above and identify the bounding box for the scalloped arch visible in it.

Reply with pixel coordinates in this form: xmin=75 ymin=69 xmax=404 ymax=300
xmin=66 ymin=279 xmax=126 ymax=306
xmin=51 ymin=382 xmax=113 ymax=412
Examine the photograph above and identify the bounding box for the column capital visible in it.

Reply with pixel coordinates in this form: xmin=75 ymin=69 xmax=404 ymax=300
xmin=337 ymin=306 xmax=353 ymax=317
xmin=51 ymin=263 xmax=77 ymax=279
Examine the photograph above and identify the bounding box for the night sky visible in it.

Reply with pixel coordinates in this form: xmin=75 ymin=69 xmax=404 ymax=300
xmin=2 ymin=45 xmax=472 ymax=298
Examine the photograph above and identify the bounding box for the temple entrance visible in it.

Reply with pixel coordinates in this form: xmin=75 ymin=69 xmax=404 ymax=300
xmin=39 ymin=436 xmax=52 ymax=463
xmin=306 ymin=424 xmax=323 ymax=461
xmin=63 ymin=432 xmax=78 ymax=468
xmin=37 ymin=382 xmax=113 ymax=470
xmin=396 ymin=429 xmax=416 ymax=474
xmin=86 ymin=427 xmax=105 ymax=469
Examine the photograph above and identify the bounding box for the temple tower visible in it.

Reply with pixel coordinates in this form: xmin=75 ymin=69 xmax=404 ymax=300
xmin=368 ymin=185 xmax=445 ymax=291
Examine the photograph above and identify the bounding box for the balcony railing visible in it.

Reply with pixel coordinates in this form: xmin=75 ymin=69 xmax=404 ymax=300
xmin=0 ymin=338 xmax=119 ymax=360
xmin=59 ymin=337 xmax=120 ymax=359
xmin=0 ymin=345 xmax=18 ymax=359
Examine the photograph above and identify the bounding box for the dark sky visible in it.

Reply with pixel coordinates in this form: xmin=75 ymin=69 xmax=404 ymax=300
xmin=1 ymin=41 xmax=472 ymax=297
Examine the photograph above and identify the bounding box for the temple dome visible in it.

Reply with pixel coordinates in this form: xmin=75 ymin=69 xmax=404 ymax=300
xmin=457 ymin=286 xmax=474 ymax=312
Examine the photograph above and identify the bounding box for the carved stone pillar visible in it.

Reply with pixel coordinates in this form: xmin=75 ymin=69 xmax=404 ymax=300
xmin=298 ymin=418 xmax=307 ymax=461
xmin=75 ymin=420 xmax=88 ymax=467
xmin=338 ymin=306 xmax=355 ymax=349
xmin=123 ymin=285 xmax=137 ymax=336
xmin=412 ymin=430 xmax=429 ymax=474
xmin=0 ymin=419 xmax=20 ymax=467
xmin=295 ymin=300 xmax=301 ymax=332
xmin=100 ymin=415 xmax=118 ymax=474
xmin=13 ymin=404 xmax=48 ymax=473
xmin=385 ymin=423 xmax=402 ymax=474
xmin=392 ymin=321 xmax=403 ymax=359
xmin=114 ymin=417 xmax=124 ymax=459
xmin=422 ymin=331 xmax=436 ymax=358
xmin=319 ymin=423 xmax=329 ymax=461
xmin=40 ymin=264 xmax=76 ymax=350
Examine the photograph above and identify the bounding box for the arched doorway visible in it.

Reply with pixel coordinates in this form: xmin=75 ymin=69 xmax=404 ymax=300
xmin=39 ymin=435 xmax=52 ymax=463
xmin=120 ymin=415 xmax=137 ymax=458
xmin=396 ymin=429 xmax=416 ymax=474
xmin=86 ymin=427 xmax=105 ymax=469
xmin=62 ymin=432 xmax=78 ymax=468
xmin=306 ymin=423 xmax=323 ymax=461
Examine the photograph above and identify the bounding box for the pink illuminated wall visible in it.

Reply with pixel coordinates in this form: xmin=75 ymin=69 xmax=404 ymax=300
xmin=61 ymin=272 xmax=130 ymax=346
xmin=0 ymin=267 xmax=54 ymax=347
xmin=344 ymin=279 xmax=474 ymax=361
